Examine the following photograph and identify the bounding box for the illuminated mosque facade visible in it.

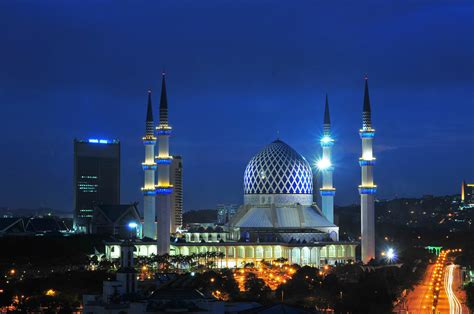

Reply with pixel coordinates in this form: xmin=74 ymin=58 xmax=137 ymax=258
xmin=105 ymin=74 xmax=377 ymax=266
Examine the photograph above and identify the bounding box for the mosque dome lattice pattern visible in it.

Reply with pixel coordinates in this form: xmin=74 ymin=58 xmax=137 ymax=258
xmin=244 ymin=140 xmax=313 ymax=195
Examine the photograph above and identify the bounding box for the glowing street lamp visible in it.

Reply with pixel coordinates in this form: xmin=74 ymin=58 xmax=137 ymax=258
xmin=385 ymin=248 xmax=396 ymax=263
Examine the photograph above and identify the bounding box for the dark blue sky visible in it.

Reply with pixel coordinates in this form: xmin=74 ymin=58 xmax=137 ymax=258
xmin=0 ymin=1 xmax=473 ymax=212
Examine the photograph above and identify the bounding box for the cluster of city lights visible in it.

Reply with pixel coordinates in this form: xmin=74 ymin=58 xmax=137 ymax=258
xmin=232 ymin=263 xmax=295 ymax=291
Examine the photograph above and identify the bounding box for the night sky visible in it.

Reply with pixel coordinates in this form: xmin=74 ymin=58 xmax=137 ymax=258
xmin=0 ymin=1 xmax=473 ymax=213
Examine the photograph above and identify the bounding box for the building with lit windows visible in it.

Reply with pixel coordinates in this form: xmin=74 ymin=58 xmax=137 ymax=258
xmin=73 ymin=138 xmax=120 ymax=233
xmin=170 ymin=156 xmax=183 ymax=233
xmin=461 ymin=180 xmax=474 ymax=206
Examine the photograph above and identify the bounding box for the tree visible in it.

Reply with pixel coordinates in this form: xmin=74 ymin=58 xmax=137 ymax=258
xmin=244 ymin=272 xmax=270 ymax=301
xmin=466 ymin=282 xmax=474 ymax=311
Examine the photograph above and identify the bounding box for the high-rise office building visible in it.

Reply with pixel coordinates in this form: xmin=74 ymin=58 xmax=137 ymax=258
xmin=73 ymin=138 xmax=120 ymax=233
xmin=170 ymin=156 xmax=183 ymax=233
xmin=461 ymin=180 xmax=474 ymax=205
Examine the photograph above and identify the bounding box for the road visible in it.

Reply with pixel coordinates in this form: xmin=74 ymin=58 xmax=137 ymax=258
xmin=395 ymin=262 xmax=470 ymax=314
xmin=440 ymin=264 xmax=470 ymax=314
xmin=394 ymin=264 xmax=434 ymax=313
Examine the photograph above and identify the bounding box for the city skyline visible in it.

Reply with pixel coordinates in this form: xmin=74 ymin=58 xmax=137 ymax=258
xmin=0 ymin=1 xmax=473 ymax=212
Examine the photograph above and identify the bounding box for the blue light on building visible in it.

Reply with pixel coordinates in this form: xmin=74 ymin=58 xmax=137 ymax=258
xmin=359 ymin=159 xmax=376 ymax=166
xmin=156 ymin=159 xmax=172 ymax=165
xmin=359 ymin=130 xmax=375 ymax=138
xmin=143 ymin=139 xmax=156 ymax=145
xmin=142 ymin=164 xmax=158 ymax=170
xmin=320 ymin=190 xmax=336 ymax=196
xmin=156 ymin=187 xmax=173 ymax=194
xmin=88 ymin=138 xmax=111 ymax=144
xmin=156 ymin=129 xmax=172 ymax=135
xmin=358 ymin=186 xmax=377 ymax=194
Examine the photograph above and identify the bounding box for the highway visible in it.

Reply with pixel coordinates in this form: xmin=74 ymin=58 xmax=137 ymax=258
xmin=444 ymin=264 xmax=463 ymax=314
xmin=394 ymin=249 xmax=470 ymax=314
xmin=394 ymin=264 xmax=434 ymax=313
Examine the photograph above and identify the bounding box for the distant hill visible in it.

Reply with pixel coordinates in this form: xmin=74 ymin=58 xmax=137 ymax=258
xmin=183 ymin=209 xmax=217 ymax=224
xmin=0 ymin=207 xmax=73 ymax=218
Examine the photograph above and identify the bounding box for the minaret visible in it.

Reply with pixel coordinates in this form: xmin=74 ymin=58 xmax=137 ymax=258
xmin=319 ymin=94 xmax=335 ymax=223
xmin=155 ymin=73 xmax=173 ymax=255
xmin=142 ymin=90 xmax=157 ymax=239
xmin=359 ymin=75 xmax=376 ymax=264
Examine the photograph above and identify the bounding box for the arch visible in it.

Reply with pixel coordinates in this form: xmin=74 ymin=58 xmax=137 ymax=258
xmin=256 ymin=246 xmax=264 ymax=259
xmin=274 ymin=246 xmax=282 ymax=259
xmin=264 ymin=246 xmax=272 ymax=259
xmin=199 ymin=246 xmax=208 ymax=253
xmin=301 ymin=247 xmax=310 ymax=265
xmin=337 ymin=245 xmax=344 ymax=258
xmin=310 ymin=247 xmax=319 ymax=264
xmin=190 ymin=246 xmax=199 ymax=254
xmin=291 ymin=248 xmax=300 ymax=265
xmin=245 ymin=246 xmax=254 ymax=258
xmin=180 ymin=247 xmax=189 ymax=256
xmin=320 ymin=246 xmax=327 ymax=258
xmin=328 ymin=245 xmax=336 ymax=258
xmin=238 ymin=246 xmax=245 ymax=258
xmin=218 ymin=246 xmax=226 ymax=257
xmin=228 ymin=246 xmax=235 ymax=258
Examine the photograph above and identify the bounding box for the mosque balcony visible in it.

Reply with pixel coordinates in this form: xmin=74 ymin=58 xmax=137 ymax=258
xmin=320 ymin=188 xmax=336 ymax=196
xmin=156 ymin=156 xmax=173 ymax=164
xmin=141 ymin=187 xmax=157 ymax=196
xmin=359 ymin=129 xmax=376 ymax=138
xmin=155 ymin=184 xmax=174 ymax=194
xmin=358 ymin=185 xmax=377 ymax=194
xmin=142 ymin=162 xmax=158 ymax=170
xmin=142 ymin=136 xmax=157 ymax=145
xmin=358 ymin=158 xmax=376 ymax=166
xmin=320 ymin=136 xmax=334 ymax=147
xmin=156 ymin=124 xmax=172 ymax=135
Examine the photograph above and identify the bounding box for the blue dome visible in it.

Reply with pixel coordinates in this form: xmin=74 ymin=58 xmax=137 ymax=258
xmin=244 ymin=140 xmax=313 ymax=195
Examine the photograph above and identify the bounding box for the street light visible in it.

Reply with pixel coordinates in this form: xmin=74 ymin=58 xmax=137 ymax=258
xmin=128 ymin=222 xmax=138 ymax=239
xmin=385 ymin=248 xmax=396 ymax=263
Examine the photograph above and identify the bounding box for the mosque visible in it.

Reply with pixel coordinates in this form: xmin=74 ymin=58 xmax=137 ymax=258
xmin=105 ymin=74 xmax=377 ymax=266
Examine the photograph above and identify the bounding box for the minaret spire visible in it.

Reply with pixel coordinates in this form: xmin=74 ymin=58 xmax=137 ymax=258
xmin=159 ymin=73 xmax=169 ymax=126
xmin=362 ymin=74 xmax=372 ymax=129
xmin=319 ymin=94 xmax=336 ymax=225
xmin=145 ymin=90 xmax=154 ymax=135
xmin=359 ymin=75 xmax=376 ymax=264
xmin=323 ymin=94 xmax=331 ymax=135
